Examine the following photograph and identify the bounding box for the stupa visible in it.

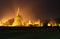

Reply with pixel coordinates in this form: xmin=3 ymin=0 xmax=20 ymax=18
xmin=12 ymin=8 xmax=23 ymax=26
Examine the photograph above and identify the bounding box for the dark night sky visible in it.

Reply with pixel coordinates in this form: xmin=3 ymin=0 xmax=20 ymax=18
xmin=0 ymin=0 xmax=60 ymax=21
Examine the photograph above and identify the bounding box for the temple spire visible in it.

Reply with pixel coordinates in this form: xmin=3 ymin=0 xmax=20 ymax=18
xmin=12 ymin=7 xmax=23 ymax=26
xmin=16 ymin=8 xmax=20 ymax=16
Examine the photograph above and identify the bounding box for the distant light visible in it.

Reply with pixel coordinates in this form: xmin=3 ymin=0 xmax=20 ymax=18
xmin=59 ymin=24 xmax=60 ymax=26
xmin=48 ymin=23 xmax=51 ymax=26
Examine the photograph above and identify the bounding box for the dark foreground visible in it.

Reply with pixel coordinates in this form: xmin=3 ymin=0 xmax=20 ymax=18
xmin=0 ymin=26 xmax=60 ymax=39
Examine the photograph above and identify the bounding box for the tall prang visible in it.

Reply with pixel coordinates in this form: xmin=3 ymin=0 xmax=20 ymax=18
xmin=12 ymin=8 xmax=23 ymax=26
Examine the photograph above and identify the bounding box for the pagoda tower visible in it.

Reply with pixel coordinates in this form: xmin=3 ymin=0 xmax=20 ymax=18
xmin=12 ymin=8 xmax=23 ymax=26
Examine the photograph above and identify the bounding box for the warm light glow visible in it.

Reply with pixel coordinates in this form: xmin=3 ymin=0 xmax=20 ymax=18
xmin=48 ymin=23 xmax=51 ymax=26
xmin=58 ymin=24 xmax=60 ymax=26
xmin=0 ymin=7 xmax=59 ymax=27
xmin=0 ymin=22 xmax=3 ymax=26
xmin=48 ymin=20 xmax=57 ymax=27
xmin=12 ymin=8 xmax=23 ymax=26
xmin=33 ymin=19 xmax=43 ymax=27
xmin=34 ymin=20 xmax=40 ymax=26
xmin=26 ymin=20 xmax=33 ymax=26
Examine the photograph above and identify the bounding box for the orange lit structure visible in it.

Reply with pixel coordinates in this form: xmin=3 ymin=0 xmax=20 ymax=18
xmin=0 ymin=8 xmax=43 ymax=27
xmin=0 ymin=8 xmax=60 ymax=27
xmin=48 ymin=20 xmax=57 ymax=27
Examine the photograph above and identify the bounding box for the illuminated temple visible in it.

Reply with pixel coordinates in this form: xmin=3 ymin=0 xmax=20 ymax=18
xmin=12 ymin=8 xmax=23 ymax=26
xmin=0 ymin=8 xmax=43 ymax=27
xmin=0 ymin=8 xmax=60 ymax=27
xmin=0 ymin=8 xmax=23 ymax=26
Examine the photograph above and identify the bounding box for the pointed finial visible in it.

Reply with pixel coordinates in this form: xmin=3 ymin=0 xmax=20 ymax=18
xmin=16 ymin=8 xmax=20 ymax=16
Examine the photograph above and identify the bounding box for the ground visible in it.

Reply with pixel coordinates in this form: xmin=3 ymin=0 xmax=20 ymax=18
xmin=0 ymin=26 xmax=60 ymax=39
